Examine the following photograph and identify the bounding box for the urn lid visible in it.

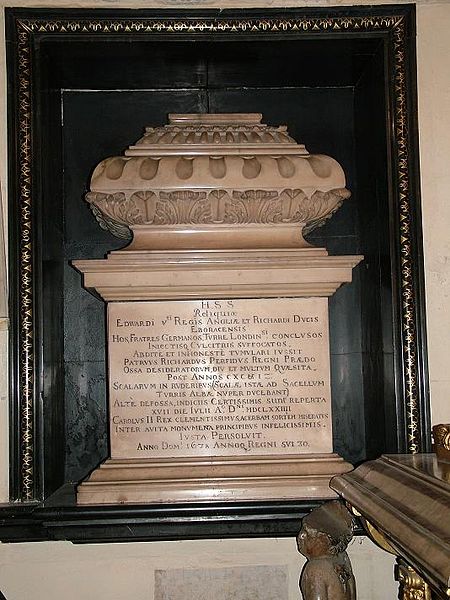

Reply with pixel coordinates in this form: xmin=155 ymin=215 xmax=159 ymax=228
xmin=126 ymin=113 xmax=305 ymax=153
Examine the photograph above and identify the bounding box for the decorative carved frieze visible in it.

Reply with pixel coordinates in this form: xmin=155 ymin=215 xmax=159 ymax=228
xmin=86 ymin=187 xmax=350 ymax=241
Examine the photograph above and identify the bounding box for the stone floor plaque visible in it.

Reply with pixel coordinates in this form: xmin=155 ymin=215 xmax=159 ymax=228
xmin=109 ymin=298 xmax=331 ymax=460
xmin=74 ymin=113 xmax=362 ymax=504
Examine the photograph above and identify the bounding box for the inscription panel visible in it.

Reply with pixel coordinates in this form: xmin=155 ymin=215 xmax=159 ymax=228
xmin=108 ymin=298 xmax=332 ymax=459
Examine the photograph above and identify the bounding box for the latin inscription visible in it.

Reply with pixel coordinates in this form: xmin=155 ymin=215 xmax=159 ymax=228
xmin=108 ymin=298 xmax=332 ymax=458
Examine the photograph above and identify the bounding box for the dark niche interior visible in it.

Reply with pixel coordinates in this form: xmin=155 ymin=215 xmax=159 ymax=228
xmin=35 ymin=34 xmax=396 ymax=498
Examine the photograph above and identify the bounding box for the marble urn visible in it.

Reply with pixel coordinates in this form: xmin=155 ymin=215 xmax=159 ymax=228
xmin=86 ymin=113 xmax=350 ymax=251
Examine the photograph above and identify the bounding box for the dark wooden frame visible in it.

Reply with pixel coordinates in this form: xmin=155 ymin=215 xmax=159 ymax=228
xmin=2 ymin=5 xmax=430 ymax=543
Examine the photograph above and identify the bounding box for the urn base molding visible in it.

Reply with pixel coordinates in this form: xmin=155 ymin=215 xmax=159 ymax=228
xmin=77 ymin=454 xmax=352 ymax=505
xmin=74 ymin=247 xmax=363 ymax=302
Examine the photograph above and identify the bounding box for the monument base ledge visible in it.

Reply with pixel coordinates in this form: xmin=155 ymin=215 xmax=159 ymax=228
xmin=77 ymin=453 xmax=352 ymax=505
xmin=73 ymin=247 xmax=363 ymax=301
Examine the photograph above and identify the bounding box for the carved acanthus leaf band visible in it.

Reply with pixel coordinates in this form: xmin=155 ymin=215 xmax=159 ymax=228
xmin=86 ymin=188 xmax=349 ymax=239
xmin=14 ymin=12 xmax=419 ymax=500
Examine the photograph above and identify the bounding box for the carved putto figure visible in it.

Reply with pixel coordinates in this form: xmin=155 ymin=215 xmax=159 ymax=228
xmin=297 ymin=500 xmax=356 ymax=600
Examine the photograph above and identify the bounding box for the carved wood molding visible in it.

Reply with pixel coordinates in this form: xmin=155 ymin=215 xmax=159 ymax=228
xmin=331 ymin=455 xmax=450 ymax=599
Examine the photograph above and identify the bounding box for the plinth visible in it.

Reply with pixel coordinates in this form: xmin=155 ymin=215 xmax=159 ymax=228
xmin=74 ymin=114 xmax=362 ymax=504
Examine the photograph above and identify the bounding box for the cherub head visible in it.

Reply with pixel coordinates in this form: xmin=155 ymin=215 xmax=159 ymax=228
xmin=297 ymin=501 xmax=354 ymax=559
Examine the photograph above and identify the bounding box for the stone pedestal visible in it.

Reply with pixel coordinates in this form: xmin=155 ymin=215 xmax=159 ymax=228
xmin=75 ymin=247 xmax=361 ymax=504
